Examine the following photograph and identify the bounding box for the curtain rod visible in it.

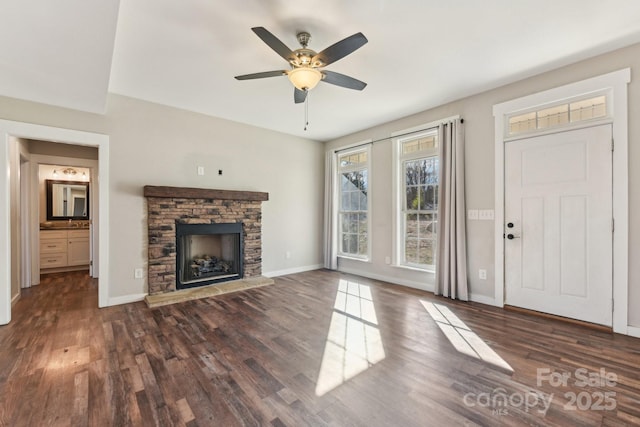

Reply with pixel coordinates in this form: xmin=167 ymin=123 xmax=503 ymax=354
xmin=334 ymin=118 xmax=463 ymax=154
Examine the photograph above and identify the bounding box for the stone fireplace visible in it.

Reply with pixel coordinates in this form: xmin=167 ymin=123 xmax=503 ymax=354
xmin=144 ymin=186 xmax=269 ymax=295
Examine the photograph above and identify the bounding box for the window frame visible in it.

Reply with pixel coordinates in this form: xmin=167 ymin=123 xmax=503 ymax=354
xmin=336 ymin=146 xmax=371 ymax=261
xmin=396 ymin=129 xmax=439 ymax=271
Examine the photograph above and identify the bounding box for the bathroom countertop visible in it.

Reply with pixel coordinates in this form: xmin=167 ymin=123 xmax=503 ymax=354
xmin=40 ymin=227 xmax=90 ymax=231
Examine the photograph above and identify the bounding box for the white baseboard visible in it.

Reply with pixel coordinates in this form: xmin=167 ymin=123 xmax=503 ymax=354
xmin=627 ymin=326 xmax=640 ymax=338
xmin=108 ymin=293 xmax=146 ymax=307
xmin=469 ymin=293 xmax=501 ymax=307
xmin=337 ymin=267 xmax=435 ymax=293
xmin=11 ymin=292 xmax=20 ymax=306
xmin=263 ymin=264 xmax=323 ymax=278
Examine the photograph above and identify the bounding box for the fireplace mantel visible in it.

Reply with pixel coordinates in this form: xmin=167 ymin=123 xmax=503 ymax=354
xmin=144 ymin=185 xmax=268 ymax=201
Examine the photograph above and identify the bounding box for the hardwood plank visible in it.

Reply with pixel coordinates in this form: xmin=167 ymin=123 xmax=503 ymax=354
xmin=1 ymin=270 xmax=639 ymax=426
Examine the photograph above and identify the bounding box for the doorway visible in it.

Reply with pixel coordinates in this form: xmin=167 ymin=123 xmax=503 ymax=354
xmin=492 ymin=68 xmax=630 ymax=334
xmin=504 ymin=125 xmax=613 ymax=326
xmin=0 ymin=120 xmax=110 ymax=325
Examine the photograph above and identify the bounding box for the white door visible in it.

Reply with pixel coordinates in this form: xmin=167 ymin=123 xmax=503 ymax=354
xmin=504 ymin=125 xmax=612 ymax=326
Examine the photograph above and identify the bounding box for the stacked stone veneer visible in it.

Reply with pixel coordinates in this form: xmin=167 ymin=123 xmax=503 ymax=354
xmin=144 ymin=186 xmax=269 ymax=295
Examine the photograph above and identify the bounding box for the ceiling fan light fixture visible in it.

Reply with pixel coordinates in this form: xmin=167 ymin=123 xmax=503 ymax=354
xmin=287 ymin=67 xmax=322 ymax=91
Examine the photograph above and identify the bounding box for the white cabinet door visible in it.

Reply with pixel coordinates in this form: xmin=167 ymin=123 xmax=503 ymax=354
xmin=68 ymin=238 xmax=90 ymax=266
xmin=505 ymin=125 xmax=613 ymax=326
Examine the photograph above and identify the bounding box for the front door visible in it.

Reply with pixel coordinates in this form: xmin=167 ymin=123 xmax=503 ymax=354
xmin=504 ymin=125 xmax=612 ymax=326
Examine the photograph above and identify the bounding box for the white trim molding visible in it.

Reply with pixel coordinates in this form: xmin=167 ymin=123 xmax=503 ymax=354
xmin=108 ymin=293 xmax=147 ymax=307
xmin=628 ymin=326 xmax=640 ymax=339
xmin=0 ymin=120 xmax=110 ymax=324
xmin=492 ymin=68 xmax=630 ymax=335
xmin=263 ymin=264 xmax=323 ymax=278
xmin=338 ymin=266 xmax=435 ymax=293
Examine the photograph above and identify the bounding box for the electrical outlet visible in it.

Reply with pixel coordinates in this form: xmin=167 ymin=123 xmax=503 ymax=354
xmin=134 ymin=268 xmax=144 ymax=279
xmin=197 ymin=166 xmax=205 ymax=176
xmin=479 ymin=269 xmax=487 ymax=280
xmin=385 ymin=256 xmax=391 ymax=265
xmin=468 ymin=209 xmax=479 ymax=220
xmin=285 ymin=251 xmax=291 ymax=259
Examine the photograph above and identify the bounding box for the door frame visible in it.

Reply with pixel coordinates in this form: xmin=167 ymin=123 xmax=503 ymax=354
xmin=492 ymin=68 xmax=630 ymax=335
xmin=0 ymin=120 xmax=110 ymax=325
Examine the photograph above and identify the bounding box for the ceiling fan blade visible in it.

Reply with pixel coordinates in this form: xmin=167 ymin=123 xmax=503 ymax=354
xmin=313 ymin=32 xmax=368 ymax=66
xmin=321 ymin=71 xmax=367 ymax=90
xmin=235 ymin=70 xmax=286 ymax=80
xmin=294 ymin=88 xmax=307 ymax=104
xmin=251 ymin=27 xmax=297 ymax=63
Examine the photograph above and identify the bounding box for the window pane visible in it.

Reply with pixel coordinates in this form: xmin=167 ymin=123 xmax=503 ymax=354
xmin=359 ymin=213 xmax=368 ymax=232
xmin=405 ymin=238 xmax=418 ymax=264
xmin=350 ymin=191 xmax=360 ymax=211
xmin=341 ymin=174 xmax=351 ymax=190
xmin=418 ymin=239 xmax=435 ymax=265
xmin=348 ymin=234 xmax=358 ymax=254
xmin=341 ymin=214 xmax=348 ymax=232
xmin=406 ymin=214 xmax=418 ymax=238
xmin=358 ymin=230 xmax=368 ymax=255
xmin=537 ymin=104 xmax=568 ymax=129
xmin=405 ymin=161 xmax=420 ymax=187
xmin=360 ymin=170 xmax=368 ymax=192
xmin=341 ymin=192 xmax=349 ymax=211
xmin=359 ymin=190 xmax=367 ymax=210
xmin=402 ymin=134 xmax=437 ymax=155
xmin=341 ymin=233 xmax=349 ymax=253
xmin=426 ymin=185 xmax=438 ymax=210
xmin=570 ymin=95 xmax=606 ymax=122
xmin=425 ymin=158 xmax=438 ymax=184
xmin=402 ymin=139 xmax=419 ymax=155
xmin=509 ymin=112 xmax=536 ymax=134
xmin=406 ymin=186 xmax=418 ymax=210
xmin=419 ymin=214 xmax=437 ymax=238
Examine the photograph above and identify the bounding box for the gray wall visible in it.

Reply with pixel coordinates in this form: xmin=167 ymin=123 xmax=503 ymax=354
xmin=1 ymin=94 xmax=325 ymax=300
xmin=326 ymin=42 xmax=640 ymax=327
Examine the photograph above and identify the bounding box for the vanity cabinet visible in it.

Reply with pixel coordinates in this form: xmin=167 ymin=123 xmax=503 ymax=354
xmin=40 ymin=229 xmax=90 ymax=271
xmin=67 ymin=230 xmax=90 ymax=265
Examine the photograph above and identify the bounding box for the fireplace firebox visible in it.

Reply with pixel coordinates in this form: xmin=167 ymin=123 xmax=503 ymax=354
xmin=176 ymin=222 xmax=243 ymax=289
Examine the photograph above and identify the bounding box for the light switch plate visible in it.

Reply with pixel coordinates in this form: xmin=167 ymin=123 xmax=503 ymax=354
xmin=468 ymin=209 xmax=479 ymax=220
xmin=479 ymin=209 xmax=495 ymax=220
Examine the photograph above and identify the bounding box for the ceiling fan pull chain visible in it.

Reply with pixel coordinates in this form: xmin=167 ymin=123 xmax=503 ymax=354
xmin=304 ymin=91 xmax=309 ymax=131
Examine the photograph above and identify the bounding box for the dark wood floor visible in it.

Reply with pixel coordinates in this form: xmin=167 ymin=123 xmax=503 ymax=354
xmin=1 ymin=270 xmax=639 ymax=426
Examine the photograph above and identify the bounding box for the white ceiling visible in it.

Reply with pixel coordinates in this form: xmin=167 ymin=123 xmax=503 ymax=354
xmin=3 ymin=1 xmax=640 ymax=141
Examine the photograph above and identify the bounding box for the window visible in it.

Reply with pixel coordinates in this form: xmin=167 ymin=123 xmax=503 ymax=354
xmin=338 ymin=147 xmax=370 ymax=259
xmin=507 ymin=95 xmax=607 ymax=135
xmin=398 ymin=132 xmax=438 ymax=269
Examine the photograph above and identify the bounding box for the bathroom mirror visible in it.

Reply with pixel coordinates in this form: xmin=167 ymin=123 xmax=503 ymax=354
xmin=46 ymin=180 xmax=90 ymax=220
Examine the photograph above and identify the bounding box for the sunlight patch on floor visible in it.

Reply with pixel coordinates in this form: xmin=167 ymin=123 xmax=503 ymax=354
xmin=315 ymin=280 xmax=385 ymax=396
xmin=421 ymin=301 xmax=513 ymax=372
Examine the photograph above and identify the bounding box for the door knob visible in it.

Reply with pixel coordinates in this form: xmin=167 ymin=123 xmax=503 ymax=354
xmin=507 ymin=222 xmax=514 ymax=228
xmin=507 ymin=233 xmax=520 ymax=239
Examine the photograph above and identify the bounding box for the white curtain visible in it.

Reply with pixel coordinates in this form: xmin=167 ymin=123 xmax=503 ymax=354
xmin=435 ymin=118 xmax=468 ymax=300
xmin=323 ymin=151 xmax=338 ymax=269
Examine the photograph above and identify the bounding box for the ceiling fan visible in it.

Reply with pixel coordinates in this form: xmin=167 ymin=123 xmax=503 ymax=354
xmin=235 ymin=27 xmax=368 ymax=103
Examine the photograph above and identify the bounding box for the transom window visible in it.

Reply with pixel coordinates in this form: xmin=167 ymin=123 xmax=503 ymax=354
xmin=338 ymin=147 xmax=370 ymax=259
xmin=508 ymin=95 xmax=607 ymax=136
xmin=399 ymin=132 xmax=439 ymax=269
